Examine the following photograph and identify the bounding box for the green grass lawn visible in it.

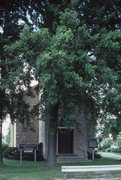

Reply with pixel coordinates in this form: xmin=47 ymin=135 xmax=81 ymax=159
xmin=0 ymin=158 xmax=121 ymax=180
xmin=0 ymin=159 xmax=61 ymax=180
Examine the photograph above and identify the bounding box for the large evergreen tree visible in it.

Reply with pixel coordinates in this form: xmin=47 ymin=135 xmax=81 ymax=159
xmin=76 ymin=0 xmax=121 ymax=137
xmin=0 ymin=0 xmax=44 ymax=167
xmin=7 ymin=5 xmax=121 ymax=165
xmin=1 ymin=0 xmax=121 ymax=167
xmin=0 ymin=2 xmax=27 ymax=167
xmin=0 ymin=0 xmax=75 ymax=167
xmin=77 ymin=0 xmax=121 ymax=32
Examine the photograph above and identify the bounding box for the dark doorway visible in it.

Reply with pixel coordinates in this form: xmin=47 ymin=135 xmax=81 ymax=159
xmin=58 ymin=128 xmax=74 ymax=154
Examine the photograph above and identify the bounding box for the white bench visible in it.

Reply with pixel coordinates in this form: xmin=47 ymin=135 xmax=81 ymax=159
xmin=61 ymin=165 xmax=121 ymax=180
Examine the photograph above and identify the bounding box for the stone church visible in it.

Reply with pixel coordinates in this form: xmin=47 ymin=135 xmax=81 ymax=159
xmin=10 ymin=86 xmax=95 ymax=162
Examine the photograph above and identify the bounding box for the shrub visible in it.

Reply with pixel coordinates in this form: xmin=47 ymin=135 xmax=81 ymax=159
xmin=98 ymin=138 xmax=113 ymax=151
xmin=3 ymin=145 xmax=18 ymax=159
xmin=111 ymin=147 xmax=121 ymax=153
xmin=105 ymin=148 xmax=111 ymax=152
xmin=3 ymin=143 xmax=44 ymax=161
xmin=88 ymin=151 xmax=102 ymax=159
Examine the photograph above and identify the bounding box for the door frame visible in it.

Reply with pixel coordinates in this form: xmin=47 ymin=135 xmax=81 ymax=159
xmin=56 ymin=127 xmax=75 ymax=155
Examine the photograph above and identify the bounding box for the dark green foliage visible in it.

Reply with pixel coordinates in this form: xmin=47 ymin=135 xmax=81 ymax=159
xmin=0 ymin=0 xmax=46 ymax=167
xmin=7 ymin=11 xmax=99 ymax=126
xmin=87 ymin=151 xmax=102 ymax=160
xmin=3 ymin=146 xmax=18 ymax=159
xmin=1 ymin=0 xmax=121 ymax=166
xmin=3 ymin=145 xmax=44 ymax=161
xmin=7 ymin=6 xmax=121 ymax=136
xmin=77 ymin=0 xmax=121 ymax=32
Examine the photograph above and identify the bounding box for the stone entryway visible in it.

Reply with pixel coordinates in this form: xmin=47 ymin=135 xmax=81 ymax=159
xmin=58 ymin=128 xmax=74 ymax=154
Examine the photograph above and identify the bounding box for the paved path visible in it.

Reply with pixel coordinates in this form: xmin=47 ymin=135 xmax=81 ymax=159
xmin=99 ymin=152 xmax=121 ymax=160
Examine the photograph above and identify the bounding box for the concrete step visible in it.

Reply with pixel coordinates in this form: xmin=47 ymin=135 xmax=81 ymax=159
xmin=57 ymin=155 xmax=87 ymax=163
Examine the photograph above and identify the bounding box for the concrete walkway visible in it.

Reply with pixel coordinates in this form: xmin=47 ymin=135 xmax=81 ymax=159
xmin=99 ymin=152 xmax=121 ymax=160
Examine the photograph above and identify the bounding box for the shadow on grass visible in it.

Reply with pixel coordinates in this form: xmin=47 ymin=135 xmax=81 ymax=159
xmin=1 ymin=158 xmax=121 ymax=180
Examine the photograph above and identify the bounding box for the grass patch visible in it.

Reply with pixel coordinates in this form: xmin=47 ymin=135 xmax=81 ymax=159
xmin=61 ymin=157 xmax=121 ymax=166
xmin=0 ymin=158 xmax=121 ymax=180
xmin=0 ymin=159 xmax=61 ymax=180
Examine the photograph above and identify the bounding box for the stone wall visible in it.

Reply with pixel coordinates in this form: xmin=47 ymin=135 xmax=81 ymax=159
xmin=16 ymin=87 xmax=39 ymax=147
xmin=14 ymin=87 xmax=95 ymax=162
xmin=43 ymin=107 xmax=90 ymax=162
xmin=74 ymin=112 xmax=88 ymax=160
xmin=16 ymin=117 xmax=39 ymax=147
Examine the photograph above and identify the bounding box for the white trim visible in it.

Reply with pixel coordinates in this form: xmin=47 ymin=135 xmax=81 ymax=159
xmin=56 ymin=130 xmax=58 ymax=155
xmin=58 ymin=127 xmax=75 ymax=129
xmin=10 ymin=123 xmax=16 ymax=147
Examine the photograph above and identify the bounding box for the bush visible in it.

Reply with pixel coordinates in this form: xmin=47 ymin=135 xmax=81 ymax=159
xmin=105 ymin=148 xmax=111 ymax=152
xmin=3 ymin=145 xmax=18 ymax=159
xmin=3 ymin=143 xmax=44 ymax=161
xmin=104 ymin=146 xmax=121 ymax=153
xmin=111 ymin=147 xmax=121 ymax=153
xmin=88 ymin=151 xmax=102 ymax=159
xmin=98 ymin=138 xmax=113 ymax=151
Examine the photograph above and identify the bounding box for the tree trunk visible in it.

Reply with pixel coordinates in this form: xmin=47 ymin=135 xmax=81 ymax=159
xmin=0 ymin=89 xmax=5 ymax=168
xmin=0 ymin=59 xmax=5 ymax=168
xmin=47 ymin=104 xmax=59 ymax=167
xmin=0 ymin=120 xmax=4 ymax=168
xmin=0 ymin=77 xmax=5 ymax=169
